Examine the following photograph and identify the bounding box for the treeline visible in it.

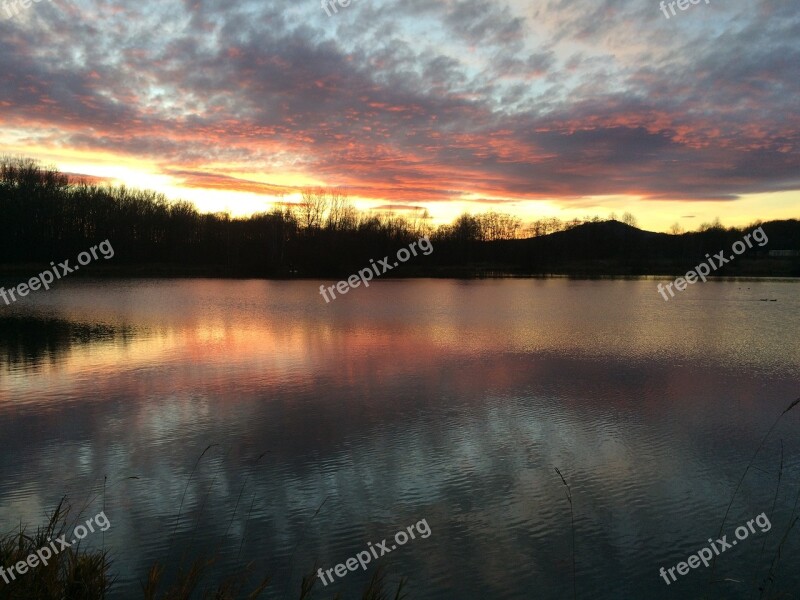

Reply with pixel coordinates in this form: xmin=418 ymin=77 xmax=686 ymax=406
xmin=1 ymin=157 xmax=798 ymax=277
xmin=0 ymin=158 xmax=423 ymax=275
xmin=0 ymin=157 xmax=608 ymax=275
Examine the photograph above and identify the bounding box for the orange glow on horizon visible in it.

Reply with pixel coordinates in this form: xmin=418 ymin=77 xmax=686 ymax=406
xmin=2 ymin=146 xmax=797 ymax=231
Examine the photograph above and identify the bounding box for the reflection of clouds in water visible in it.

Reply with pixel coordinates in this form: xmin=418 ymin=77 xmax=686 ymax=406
xmin=1 ymin=375 xmax=798 ymax=598
xmin=0 ymin=485 xmax=45 ymax=532
xmin=0 ymin=280 xmax=798 ymax=598
xmin=76 ymin=442 xmax=95 ymax=475
xmin=139 ymin=394 xmax=213 ymax=442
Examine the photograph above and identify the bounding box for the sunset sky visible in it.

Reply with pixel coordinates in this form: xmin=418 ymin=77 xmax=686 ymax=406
xmin=1 ymin=0 xmax=798 ymax=230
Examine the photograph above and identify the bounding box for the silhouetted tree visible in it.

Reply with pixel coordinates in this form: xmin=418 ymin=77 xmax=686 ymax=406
xmin=621 ymin=212 xmax=638 ymax=228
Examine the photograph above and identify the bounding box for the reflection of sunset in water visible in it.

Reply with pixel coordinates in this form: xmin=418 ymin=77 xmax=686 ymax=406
xmin=0 ymin=279 xmax=798 ymax=599
xmin=3 ymin=278 xmax=798 ymax=407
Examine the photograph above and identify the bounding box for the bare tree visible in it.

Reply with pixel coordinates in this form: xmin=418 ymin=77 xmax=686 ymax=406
xmin=299 ymin=187 xmax=329 ymax=230
xmin=326 ymin=188 xmax=350 ymax=231
xmin=526 ymin=217 xmax=565 ymax=237
xmin=450 ymin=213 xmax=482 ymax=242
xmin=408 ymin=208 xmax=434 ymax=238
xmin=477 ymin=211 xmax=522 ymax=240
xmin=698 ymin=217 xmax=723 ymax=232
xmin=621 ymin=212 xmax=638 ymax=228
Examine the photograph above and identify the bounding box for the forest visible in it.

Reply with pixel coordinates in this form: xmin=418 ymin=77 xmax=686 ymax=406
xmin=1 ymin=157 xmax=798 ymax=278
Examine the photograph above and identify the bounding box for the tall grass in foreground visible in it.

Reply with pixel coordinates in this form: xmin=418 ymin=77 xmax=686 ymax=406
xmin=0 ymin=498 xmax=111 ymax=600
xmin=0 ymin=503 xmax=406 ymax=600
xmin=0 ymin=491 xmax=407 ymax=599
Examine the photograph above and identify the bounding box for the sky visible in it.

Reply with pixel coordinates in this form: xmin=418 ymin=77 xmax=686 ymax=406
xmin=0 ymin=0 xmax=798 ymax=231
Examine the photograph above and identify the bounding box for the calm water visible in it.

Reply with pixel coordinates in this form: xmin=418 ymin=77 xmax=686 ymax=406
xmin=1 ymin=278 xmax=799 ymax=599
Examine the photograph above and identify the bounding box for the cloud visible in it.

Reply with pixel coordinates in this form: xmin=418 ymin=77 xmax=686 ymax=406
xmin=371 ymin=203 xmax=431 ymax=212
xmin=63 ymin=172 xmax=114 ymax=185
xmin=0 ymin=0 xmax=797 ymax=208
xmin=165 ymin=169 xmax=296 ymax=196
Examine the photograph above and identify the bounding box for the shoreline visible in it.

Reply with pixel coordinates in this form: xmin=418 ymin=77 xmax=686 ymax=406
xmin=1 ymin=264 xmax=799 ymax=282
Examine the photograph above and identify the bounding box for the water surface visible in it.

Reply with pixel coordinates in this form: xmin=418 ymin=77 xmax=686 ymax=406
xmin=1 ymin=278 xmax=798 ymax=599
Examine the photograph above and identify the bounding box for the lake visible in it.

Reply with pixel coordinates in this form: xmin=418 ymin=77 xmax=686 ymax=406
xmin=1 ymin=278 xmax=798 ymax=599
